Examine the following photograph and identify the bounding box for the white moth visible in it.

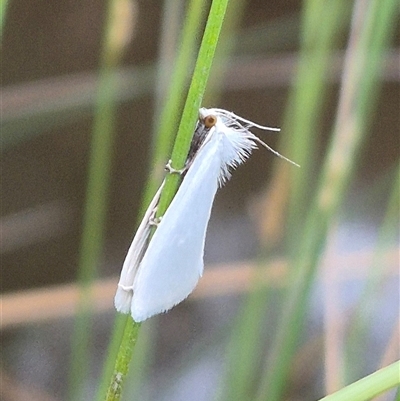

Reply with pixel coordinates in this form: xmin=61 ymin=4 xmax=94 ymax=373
xmin=115 ymin=107 xmax=298 ymax=322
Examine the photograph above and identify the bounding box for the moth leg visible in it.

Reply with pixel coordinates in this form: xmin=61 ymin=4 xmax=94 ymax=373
xmin=118 ymin=283 xmax=134 ymax=291
xmin=165 ymin=160 xmax=185 ymax=175
xmin=147 ymin=201 xmax=162 ymax=227
xmin=149 ymin=216 xmax=162 ymax=226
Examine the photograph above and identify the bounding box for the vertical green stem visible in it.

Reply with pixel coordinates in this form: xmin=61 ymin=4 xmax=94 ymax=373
xmin=150 ymin=0 xmax=208 ymax=183
xmin=156 ymin=0 xmax=230 ymax=216
xmin=103 ymin=1 xmax=229 ymax=400
xmin=0 ymin=0 xmax=9 ymax=39
xmin=96 ymin=1 xmax=207 ymax=399
xmin=68 ymin=1 xmax=130 ymax=400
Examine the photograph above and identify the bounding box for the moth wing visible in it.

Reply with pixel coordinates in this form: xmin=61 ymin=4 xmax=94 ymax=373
xmin=114 ymin=181 xmax=164 ymax=313
xmin=131 ymin=136 xmax=221 ymax=322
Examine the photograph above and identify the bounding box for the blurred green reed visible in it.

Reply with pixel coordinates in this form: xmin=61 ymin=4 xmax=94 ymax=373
xmin=1 ymin=0 xmax=9 ymax=38
xmin=216 ymin=0 xmax=399 ymax=400
xmin=218 ymin=2 xmax=350 ymax=400
xmin=67 ymin=1 xmax=132 ymax=400
xmin=256 ymin=0 xmax=399 ymax=400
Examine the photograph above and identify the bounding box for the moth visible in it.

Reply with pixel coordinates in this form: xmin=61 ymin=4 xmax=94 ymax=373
xmin=115 ymin=107 xmax=298 ymax=322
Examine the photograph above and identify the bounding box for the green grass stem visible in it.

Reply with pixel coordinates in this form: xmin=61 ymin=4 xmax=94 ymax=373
xmin=95 ymin=1 xmax=208 ymax=399
xmin=202 ymin=0 xmax=246 ymax=106
xmin=0 ymin=0 xmax=8 ymax=36
xmin=149 ymin=0 xmax=208 ymax=187
xmin=317 ymin=361 xmax=400 ymax=401
xmin=67 ymin=1 xmax=130 ymax=400
xmin=103 ymin=1 xmax=229 ymax=399
xmin=155 ymin=0 xmax=229 ymax=217
xmin=0 ymin=0 xmax=8 ymax=39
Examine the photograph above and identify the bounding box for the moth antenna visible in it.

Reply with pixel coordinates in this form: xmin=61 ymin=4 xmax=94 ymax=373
xmin=252 ymin=136 xmax=300 ymax=167
xmin=206 ymin=107 xmax=297 ymax=165
xmin=233 ymin=114 xmax=280 ymax=132
xmin=212 ymin=108 xmax=281 ymax=132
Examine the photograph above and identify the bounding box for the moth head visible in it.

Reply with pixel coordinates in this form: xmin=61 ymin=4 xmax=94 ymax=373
xmin=199 ymin=107 xmax=218 ymax=128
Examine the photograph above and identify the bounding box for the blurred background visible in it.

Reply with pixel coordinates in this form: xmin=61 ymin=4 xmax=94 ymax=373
xmin=1 ymin=0 xmax=399 ymax=400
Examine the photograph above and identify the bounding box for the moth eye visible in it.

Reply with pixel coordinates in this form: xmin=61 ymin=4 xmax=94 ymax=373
xmin=204 ymin=115 xmax=217 ymax=128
